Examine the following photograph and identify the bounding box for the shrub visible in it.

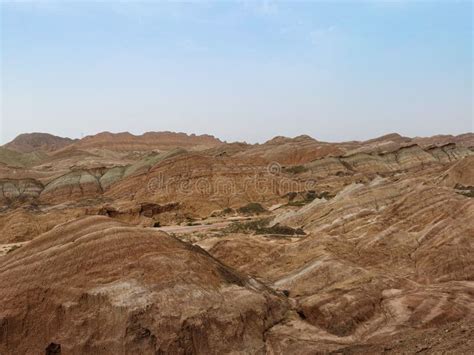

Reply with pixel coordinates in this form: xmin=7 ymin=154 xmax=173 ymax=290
xmin=7 ymin=244 xmax=22 ymax=254
xmin=284 ymin=165 xmax=308 ymax=174
xmin=454 ymin=184 xmax=474 ymax=198
xmin=287 ymin=200 xmax=309 ymax=207
xmin=211 ymin=207 xmax=235 ymax=217
xmin=255 ymin=224 xmax=306 ymax=236
xmin=305 ymin=190 xmax=317 ymax=201
xmin=237 ymin=203 xmax=267 ymax=215
xmin=286 ymin=190 xmax=333 ymax=207
xmin=225 ymin=219 xmax=305 ymax=236
xmin=224 ymin=218 xmax=271 ymax=233
xmin=186 ymin=222 xmax=200 ymax=226
xmin=287 ymin=192 xmax=298 ymax=201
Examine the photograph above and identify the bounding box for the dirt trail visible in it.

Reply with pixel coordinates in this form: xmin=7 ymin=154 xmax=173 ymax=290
xmin=155 ymin=221 xmax=233 ymax=234
xmin=154 ymin=216 xmax=256 ymax=234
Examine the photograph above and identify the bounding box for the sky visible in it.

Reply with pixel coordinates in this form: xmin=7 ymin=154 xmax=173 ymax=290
xmin=0 ymin=0 xmax=472 ymax=144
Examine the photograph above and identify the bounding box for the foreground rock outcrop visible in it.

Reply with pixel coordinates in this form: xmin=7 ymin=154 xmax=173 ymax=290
xmin=0 ymin=216 xmax=287 ymax=354
xmin=200 ymin=157 xmax=474 ymax=353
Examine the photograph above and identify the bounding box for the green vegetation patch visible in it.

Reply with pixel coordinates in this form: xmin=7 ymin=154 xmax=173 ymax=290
xmin=283 ymin=165 xmax=308 ymax=174
xmin=224 ymin=218 xmax=272 ymax=233
xmin=454 ymin=184 xmax=474 ymax=198
xmin=237 ymin=202 xmax=267 ymax=215
xmin=225 ymin=218 xmax=305 ymax=236
xmin=255 ymin=224 xmax=305 ymax=236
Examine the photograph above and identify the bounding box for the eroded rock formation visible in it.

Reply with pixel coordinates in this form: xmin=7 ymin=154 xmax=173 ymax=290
xmin=0 ymin=131 xmax=473 ymax=354
xmin=0 ymin=216 xmax=287 ymax=354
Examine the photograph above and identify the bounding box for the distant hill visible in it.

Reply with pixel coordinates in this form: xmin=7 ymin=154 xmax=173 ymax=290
xmin=66 ymin=131 xmax=223 ymax=152
xmin=3 ymin=131 xmax=223 ymax=155
xmin=412 ymin=133 xmax=474 ymax=148
xmin=4 ymin=131 xmax=472 ymax=159
xmin=4 ymin=133 xmax=76 ymax=153
xmin=0 ymin=147 xmax=48 ymax=167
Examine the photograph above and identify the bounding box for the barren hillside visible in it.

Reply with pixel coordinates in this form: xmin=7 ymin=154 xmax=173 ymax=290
xmin=0 ymin=131 xmax=473 ymax=354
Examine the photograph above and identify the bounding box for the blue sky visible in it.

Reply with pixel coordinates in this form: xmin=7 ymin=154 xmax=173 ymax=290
xmin=0 ymin=1 xmax=472 ymax=144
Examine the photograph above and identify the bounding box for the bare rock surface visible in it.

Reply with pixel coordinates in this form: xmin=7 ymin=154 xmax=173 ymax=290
xmin=67 ymin=131 xmax=223 ymax=152
xmin=205 ymin=157 xmax=474 ymax=352
xmin=0 ymin=216 xmax=287 ymax=354
xmin=4 ymin=133 xmax=76 ymax=153
xmin=1 ymin=131 xmax=473 ymax=354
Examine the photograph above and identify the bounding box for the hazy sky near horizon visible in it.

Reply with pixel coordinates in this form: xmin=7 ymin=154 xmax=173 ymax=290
xmin=1 ymin=1 xmax=472 ymax=144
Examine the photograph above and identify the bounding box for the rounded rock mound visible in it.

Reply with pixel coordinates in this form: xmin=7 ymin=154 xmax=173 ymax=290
xmin=0 ymin=216 xmax=287 ymax=354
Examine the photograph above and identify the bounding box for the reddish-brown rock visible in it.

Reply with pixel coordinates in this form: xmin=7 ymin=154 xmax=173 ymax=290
xmin=4 ymin=133 xmax=76 ymax=153
xmin=1 ymin=131 xmax=473 ymax=354
xmin=0 ymin=216 xmax=287 ymax=354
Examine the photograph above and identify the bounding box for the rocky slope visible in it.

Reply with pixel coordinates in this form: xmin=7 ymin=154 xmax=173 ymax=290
xmin=201 ymin=161 xmax=474 ymax=352
xmin=0 ymin=131 xmax=473 ymax=354
xmin=234 ymin=135 xmax=346 ymax=165
xmin=0 ymin=147 xmax=48 ymax=168
xmin=66 ymin=131 xmax=223 ymax=152
xmin=2 ymin=142 xmax=470 ymax=210
xmin=4 ymin=133 xmax=76 ymax=153
xmin=0 ymin=216 xmax=287 ymax=354
xmin=3 ymin=131 xmax=223 ymax=154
